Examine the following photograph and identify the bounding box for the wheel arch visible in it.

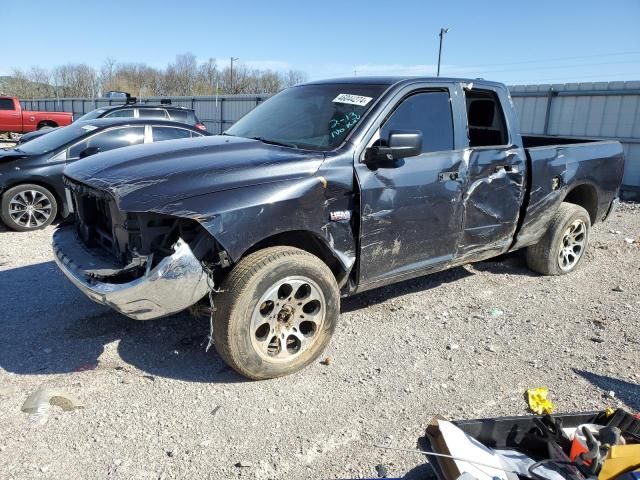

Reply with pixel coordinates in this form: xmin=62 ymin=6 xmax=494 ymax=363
xmin=37 ymin=120 xmax=58 ymax=129
xmin=239 ymin=229 xmax=350 ymax=285
xmin=562 ymin=182 xmax=598 ymax=225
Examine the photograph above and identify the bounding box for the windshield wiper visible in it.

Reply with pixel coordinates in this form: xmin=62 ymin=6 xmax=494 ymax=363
xmin=249 ymin=137 xmax=298 ymax=149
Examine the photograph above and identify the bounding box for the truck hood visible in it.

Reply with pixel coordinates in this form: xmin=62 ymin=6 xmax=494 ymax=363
xmin=64 ymin=135 xmax=325 ymax=211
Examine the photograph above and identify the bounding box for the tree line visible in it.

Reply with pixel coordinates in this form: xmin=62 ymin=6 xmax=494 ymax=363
xmin=3 ymin=53 xmax=308 ymax=99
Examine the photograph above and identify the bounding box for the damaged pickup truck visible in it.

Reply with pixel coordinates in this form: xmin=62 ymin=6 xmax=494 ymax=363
xmin=53 ymin=77 xmax=624 ymax=380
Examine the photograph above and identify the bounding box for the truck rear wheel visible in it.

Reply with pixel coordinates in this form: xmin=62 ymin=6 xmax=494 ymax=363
xmin=525 ymin=202 xmax=591 ymax=275
xmin=1 ymin=184 xmax=58 ymax=231
xmin=213 ymin=246 xmax=339 ymax=380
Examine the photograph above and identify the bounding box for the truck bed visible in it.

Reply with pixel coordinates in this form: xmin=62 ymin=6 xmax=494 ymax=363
xmin=513 ymin=138 xmax=625 ymax=249
xmin=522 ymin=134 xmax=599 ymax=148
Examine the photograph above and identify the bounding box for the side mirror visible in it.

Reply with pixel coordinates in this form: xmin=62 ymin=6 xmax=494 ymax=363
xmin=79 ymin=146 xmax=100 ymax=159
xmin=365 ymin=130 xmax=422 ymax=166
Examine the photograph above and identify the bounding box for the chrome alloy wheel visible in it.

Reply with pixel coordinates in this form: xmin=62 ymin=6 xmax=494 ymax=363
xmin=558 ymin=219 xmax=586 ymax=271
xmin=250 ymin=276 xmax=326 ymax=362
xmin=8 ymin=190 xmax=53 ymax=228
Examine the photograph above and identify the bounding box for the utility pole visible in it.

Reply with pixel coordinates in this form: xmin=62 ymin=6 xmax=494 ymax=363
xmin=437 ymin=28 xmax=449 ymax=77
xmin=230 ymin=57 xmax=239 ymax=93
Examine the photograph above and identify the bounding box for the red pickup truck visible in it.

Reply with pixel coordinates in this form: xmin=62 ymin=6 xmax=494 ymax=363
xmin=0 ymin=97 xmax=73 ymax=134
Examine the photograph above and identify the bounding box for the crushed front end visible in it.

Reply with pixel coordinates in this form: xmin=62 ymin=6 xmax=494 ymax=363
xmin=52 ymin=178 xmax=212 ymax=320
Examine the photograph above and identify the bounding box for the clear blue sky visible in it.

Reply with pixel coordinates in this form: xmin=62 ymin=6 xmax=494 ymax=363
xmin=3 ymin=0 xmax=640 ymax=85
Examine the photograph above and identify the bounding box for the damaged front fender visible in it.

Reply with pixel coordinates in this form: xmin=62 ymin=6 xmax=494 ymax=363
xmin=148 ymin=170 xmax=357 ymax=276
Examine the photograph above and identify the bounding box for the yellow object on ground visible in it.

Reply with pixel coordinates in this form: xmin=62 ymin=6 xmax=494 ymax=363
xmin=598 ymin=445 xmax=640 ymax=480
xmin=526 ymin=387 xmax=555 ymax=415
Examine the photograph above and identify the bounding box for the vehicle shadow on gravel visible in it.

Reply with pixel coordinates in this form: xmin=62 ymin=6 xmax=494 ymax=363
xmin=340 ymin=252 xmax=537 ymax=314
xmin=574 ymin=369 xmax=640 ymax=411
xmin=470 ymin=251 xmax=539 ymax=277
xmin=341 ymin=265 xmax=474 ymax=313
xmin=0 ymin=252 xmax=536 ymax=384
xmin=0 ymin=261 xmax=245 ymax=384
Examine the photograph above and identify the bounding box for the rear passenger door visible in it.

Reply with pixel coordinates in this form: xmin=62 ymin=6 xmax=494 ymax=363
xmin=0 ymin=98 xmax=21 ymax=132
xmin=455 ymin=87 xmax=527 ymax=263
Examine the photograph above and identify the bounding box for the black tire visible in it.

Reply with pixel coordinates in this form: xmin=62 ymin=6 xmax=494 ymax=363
xmin=213 ymin=246 xmax=340 ymax=380
xmin=525 ymin=202 xmax=591 ymax=275
xmin=37 ymin=122 xmax=56 ymax=130
xmin=1 ymin=184 xmax=58 ymax=232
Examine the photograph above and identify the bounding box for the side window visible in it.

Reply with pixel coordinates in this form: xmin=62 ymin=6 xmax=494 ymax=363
xmin=379 ymin=91 xmax=454 ymax=153
xmin=168 ymin=110 xmax=199 ymax=125
xmin=103 ymin=108 xmax=135 ymax=118
xmin=465 ymin=90 xmax=508 ymax=147
xmin=152 ymin=126 xmax=195 ymax=142
xmin=0 ymin=98 xmax=16 ymax=110
xmin=68 ymin=127 xmax=145 ymax=158
xmin=138 ymin=108 xmax=168 ymax=119
xmin=167 ymin=110 xmax=190 ymax=123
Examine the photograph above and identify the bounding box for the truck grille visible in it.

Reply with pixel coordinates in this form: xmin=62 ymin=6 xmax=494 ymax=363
xmin=64 ymin=177 xmax=123 ymax=263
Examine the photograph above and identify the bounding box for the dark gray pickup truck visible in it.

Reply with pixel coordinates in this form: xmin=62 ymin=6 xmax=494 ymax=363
xmin=53 ymin=77 xmax=624 ymax=379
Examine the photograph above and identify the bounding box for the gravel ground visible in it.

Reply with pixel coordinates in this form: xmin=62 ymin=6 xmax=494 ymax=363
xmin=0 ymin=205 xmax=638 ymax=479
xmin=0 ymin=133 xmax=18 ymax=149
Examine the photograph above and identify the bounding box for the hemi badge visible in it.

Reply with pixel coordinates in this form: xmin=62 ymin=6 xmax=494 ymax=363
xmin=330 ymin=210 xmax=351 ymax=222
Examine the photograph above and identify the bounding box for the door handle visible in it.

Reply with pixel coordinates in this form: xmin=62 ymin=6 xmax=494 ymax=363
xmin=438 ymin=171 xmax=460 ymax=182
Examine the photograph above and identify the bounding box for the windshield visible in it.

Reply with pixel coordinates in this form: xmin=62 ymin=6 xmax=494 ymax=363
xmin=75 ymin=108 xmax=107 ymax=122
xmin=16 ymin=123 xmax=97 ymax=155
xmin=226 ymin=84 xmax=386 ymax=151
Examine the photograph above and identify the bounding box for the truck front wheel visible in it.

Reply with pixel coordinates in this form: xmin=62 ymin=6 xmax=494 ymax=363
xmin=525 ymin=202 xmax=591 ymax=275
xmin=213 ymin=246 xmax=340 ymax=380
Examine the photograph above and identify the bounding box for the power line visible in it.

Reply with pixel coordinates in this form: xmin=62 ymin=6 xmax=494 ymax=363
xmin=457 ymin=60 xmax=640 ymax=75
xmin=325 ymin=51 xmax=640 ymax=78
xmin=507 ymin=71 xmax=640 ymax=84
xmin=464 ymin=50 xmax=640 ymax=68
xmin=347 ymin=60 xmax=639 ymax=76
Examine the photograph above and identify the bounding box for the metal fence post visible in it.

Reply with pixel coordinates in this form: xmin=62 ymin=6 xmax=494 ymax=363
xmin=543 ymin=89 xmax=557 ymax=135
xmin=219 ymin=97 xmax=225 ymax=135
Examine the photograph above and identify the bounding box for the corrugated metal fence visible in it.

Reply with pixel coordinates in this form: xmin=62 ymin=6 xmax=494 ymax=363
xmin=20 ymin=94 xmax=270 ymax=135
xmin=510 ymin=81 xmax=640 ymax=195
xmin=21 ymin=81 xmax=640 ymax=194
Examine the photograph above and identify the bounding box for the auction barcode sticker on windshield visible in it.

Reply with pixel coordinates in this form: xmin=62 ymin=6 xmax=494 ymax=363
xmin=332 ymin=93 xmax=373 ymax=106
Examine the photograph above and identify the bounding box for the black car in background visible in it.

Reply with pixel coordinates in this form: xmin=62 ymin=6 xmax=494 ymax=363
xmin=18 ymin=103 xmax=207 ymax=144
xmin=0 ymin=118 xmax=208 ymax=231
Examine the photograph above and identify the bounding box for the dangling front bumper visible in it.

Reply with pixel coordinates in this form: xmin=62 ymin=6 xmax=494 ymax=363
xmin=52 ymin=226 xmax=209 ymax=320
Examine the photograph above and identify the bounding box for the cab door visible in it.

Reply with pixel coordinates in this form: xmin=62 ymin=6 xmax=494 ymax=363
xmin=455 ymin=87 xmax=526 ymax=263
xmin=0 ymin=98 xmax=21 ymax=132
xmin=354 ymin=85 xmax=468 ymax=288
